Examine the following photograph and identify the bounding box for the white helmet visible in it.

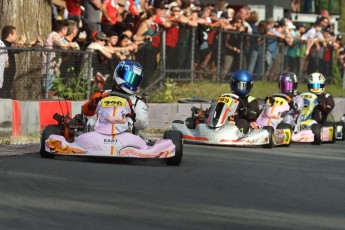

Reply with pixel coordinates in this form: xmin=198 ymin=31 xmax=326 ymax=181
xmin=307 ymin=72 xmax=326 ymax=94
xmin=113 ymin=60 xmax=144 ymax=94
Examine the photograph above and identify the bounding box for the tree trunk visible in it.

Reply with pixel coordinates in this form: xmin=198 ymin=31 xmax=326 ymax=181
xmin=0 ymin=0 xmax=52 ymax=100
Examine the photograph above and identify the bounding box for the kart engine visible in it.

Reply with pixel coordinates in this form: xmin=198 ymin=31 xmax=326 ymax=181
xmin=53 ymin=113 xmax=87 ymax=142
xmin=185 ymin=106 xmax=209 ymax=129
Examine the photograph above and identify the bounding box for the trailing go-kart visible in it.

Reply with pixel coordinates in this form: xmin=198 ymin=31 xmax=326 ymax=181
xmin=291 ymin=92 xmax=339 ymax=144
xmin=39 ymin=92 xmax=183 ymax=166
xmin=171 ymin=93 xmax=292 ymax=148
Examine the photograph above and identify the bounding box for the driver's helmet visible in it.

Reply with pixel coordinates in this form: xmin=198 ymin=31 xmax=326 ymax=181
xmin=307 ymin=72 xmax=326 ymax=94
xmin=113 ymin=60 xmax=144 ymax=94
xmin=230 ymin=70 xmax=254 ymax=97
xmin=278 ymin=72 xmax=298 ymax=97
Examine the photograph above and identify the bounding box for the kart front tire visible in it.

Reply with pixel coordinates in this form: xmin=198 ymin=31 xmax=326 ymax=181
xmin=262 ymin=126 xmax=274 ymax=149
xmin=276 ymin=123 xmax=292 ymax=147
xmin=311 ymin=123 xmax=322 ymax=145
xmin=163 ymin=130 xmax=183 ymax=166
xmin=40 ymin=125 xmax=61 ymax=158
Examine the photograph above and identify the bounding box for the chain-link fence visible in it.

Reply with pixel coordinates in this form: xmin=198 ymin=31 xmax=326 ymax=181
xmin=151 ymin=28 xmax=342 ymax=91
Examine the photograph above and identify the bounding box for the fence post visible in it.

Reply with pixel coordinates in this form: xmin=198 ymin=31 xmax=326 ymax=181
xmin=216 ymin=29 xmax=222 ymax=81
xmin=86 ymin=52 xmax=93 ymax=99
xmin=262 ymin=36 xmax=266 ymax=81
xmin=191 ymin=27 xmax=196 ymax=83
xmin=43 ymin=51 xmax=51 ymax=99
xmin=239 ymin=32 xmax=244 ymax=70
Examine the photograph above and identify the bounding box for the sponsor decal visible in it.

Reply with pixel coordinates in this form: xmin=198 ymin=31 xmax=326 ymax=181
xmin=104 ymin=138 xmax=118 ymax=145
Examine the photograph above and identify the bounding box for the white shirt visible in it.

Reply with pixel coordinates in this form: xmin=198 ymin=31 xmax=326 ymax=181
xmin=0 ymin=40 xmax=8 ymax=88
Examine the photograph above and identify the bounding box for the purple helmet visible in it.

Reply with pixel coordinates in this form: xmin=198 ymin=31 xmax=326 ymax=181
xmin=278 ymin=72 xmax=298 ymax=97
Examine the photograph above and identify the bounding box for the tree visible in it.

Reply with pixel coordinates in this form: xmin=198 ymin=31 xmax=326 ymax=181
xmin=0 ymin=0 xmax=52 ymax=100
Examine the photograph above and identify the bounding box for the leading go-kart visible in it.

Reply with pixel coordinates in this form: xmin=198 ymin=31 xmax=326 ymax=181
xmin=291 ymin=92 xmax=340 ymax=144
xmin=39 ymin=92 xmax=183 ymax=166
xmin=171 ymin=93 xmax=292 ymax=148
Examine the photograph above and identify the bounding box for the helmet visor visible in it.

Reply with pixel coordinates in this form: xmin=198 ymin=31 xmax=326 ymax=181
xmin=233 ymin=80 xmax=253 ymax=91
xmin=308 ymin=83 xmax=325 ymax=90
xmin=117 ymin=68 xmax=143 ymax=91
xmin=280 ymin=81 xmax=294 ymax=94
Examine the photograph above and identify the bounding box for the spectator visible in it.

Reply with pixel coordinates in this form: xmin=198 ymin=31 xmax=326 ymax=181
xmin=220 ymin=16 xmax=244 ymax=81
xmin=247 ymin=10 xmax=259 ymax=75
xmin=253 ymin=20 xmax=268 ymax=79
xmin=165 ymin=4 xmax=189 ymax=74
xmin=83 ymin=0 xmax=103 ymax=42
xmin=1 ymin=25 xmax=41 ymax=99
xmin=116 ymin=33 xmax=134 ymax=60
xmin=60 ymin=20 xmax=81 ymax=82
xmin=101 ymin=0 xmax=120 ymax=35
xmin=86 ymin=31 xmax=114 ymax=89
xmin=66 ymin=0 xmax=83 ymax=26
xmin=0 ymin=39 xmax=9 ymax=92
xmin=133 ymin=8 xmax=156 ymax=88
xmin=41 ymin=20 xmax=71 ymax=98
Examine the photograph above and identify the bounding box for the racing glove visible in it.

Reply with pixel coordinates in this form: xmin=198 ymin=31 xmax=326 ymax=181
xmin=317 ymin=97 xmax=327 ymax=111
xmin=239 ymin=107 xmax=249 ymax=117
xmin=88 ymin=96 xmax=103 ymax=111
xmin=288 ymin=100 xmax=297 ymax=111
xmin=126 ymin=112 xmax=136 ymax=122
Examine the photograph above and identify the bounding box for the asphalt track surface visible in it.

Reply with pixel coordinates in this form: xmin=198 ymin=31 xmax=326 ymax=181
xmin=0 ymin=141 xmax=345 ymax=230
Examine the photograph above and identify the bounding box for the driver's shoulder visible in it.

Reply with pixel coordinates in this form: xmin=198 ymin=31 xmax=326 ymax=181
xmin=247 ymin=95 xmax=257 ymax=103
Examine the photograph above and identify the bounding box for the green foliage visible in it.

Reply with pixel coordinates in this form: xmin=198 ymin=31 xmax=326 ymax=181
xmin=149 ymin=78 xmax=180 ymax=102
xmin=52 ymin=67 xmax=96 ymax=100
xmin=332 ymin=55 xmax=342 ymax=86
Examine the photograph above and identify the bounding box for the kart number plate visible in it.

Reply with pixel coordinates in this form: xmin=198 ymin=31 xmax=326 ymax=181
xmin=217 ymin=96 xmax=233 ymax=106
xmin=100 ymin=96 xmax=127 ymax=107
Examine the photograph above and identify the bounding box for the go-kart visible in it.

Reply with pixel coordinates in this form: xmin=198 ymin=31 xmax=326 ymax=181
xmin=291 ymin=92 xmax=339 ymax=144
xmin=171 ymin=93 xmax=292 ymax=148
xmin=39 ymin=92 xmax=183 ymax=166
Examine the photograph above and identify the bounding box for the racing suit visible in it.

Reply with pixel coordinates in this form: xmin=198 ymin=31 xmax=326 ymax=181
xmin=282 ymin=94 xmax=304 ymax=128
xmin=82 ymin=90 xmax=148 ymax=133
xmin=236 ymin=95 xmax=260 ymax=134
xmin=312 ymin=93 xmax=335 ymax=124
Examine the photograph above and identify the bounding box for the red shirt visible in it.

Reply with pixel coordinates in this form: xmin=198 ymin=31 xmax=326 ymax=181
xmin=166 ymin=16 xmax=179 ymax=48
xmin=152 ymin=15 xmax=164 ymax=48
xmin=66 ymin=0 xmax=82 ymax=16
xmin=101 ymin=0 xmax=118 ymax=25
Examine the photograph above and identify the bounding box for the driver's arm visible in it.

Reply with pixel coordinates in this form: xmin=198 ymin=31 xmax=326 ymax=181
xmin=246 ymin=97 xmax=260 ymax=121
xmin=82 ymin=91 xmax=105 ymax=116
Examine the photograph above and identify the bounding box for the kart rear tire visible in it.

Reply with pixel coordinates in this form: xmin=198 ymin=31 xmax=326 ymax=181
xmin=163 ymin=130 xmax=183 ymax=166
xmin=311 ymin=123 xmax=322 ymax=145
xmin=335 ymin=122 xmax=345 ymax=141
xmin=262 ymin=126 xmax=274 ymax=149
xmin=40 ymin=125 xmax=61 ymax=158
xmin=276 ymin=123 xmax=292 ymax=147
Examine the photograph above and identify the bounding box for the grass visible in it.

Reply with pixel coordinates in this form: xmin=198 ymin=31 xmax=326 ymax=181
xmin=147 ymin=80 xmax=345 ymax=103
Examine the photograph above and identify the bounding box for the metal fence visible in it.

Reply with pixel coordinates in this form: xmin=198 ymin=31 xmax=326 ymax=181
xmin=0 ymin=28 xmax=343 ymax=101
xmin=153 ymin=28 xmax=341 ymax=87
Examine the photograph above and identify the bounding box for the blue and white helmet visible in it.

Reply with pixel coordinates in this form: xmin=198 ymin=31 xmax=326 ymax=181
xmin=114 ymin=60 xmax=144 ymax=94
xmin=230 ymin=70 xmax=254 ymax=97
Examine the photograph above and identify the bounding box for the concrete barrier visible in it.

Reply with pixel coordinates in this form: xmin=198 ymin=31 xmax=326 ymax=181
xmin=0 ymin=98 xmax=344 ymax=136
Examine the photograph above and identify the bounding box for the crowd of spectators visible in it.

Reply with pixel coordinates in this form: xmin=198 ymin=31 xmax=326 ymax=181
xmin=1 ymin=0 xmax=345 ymax=99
